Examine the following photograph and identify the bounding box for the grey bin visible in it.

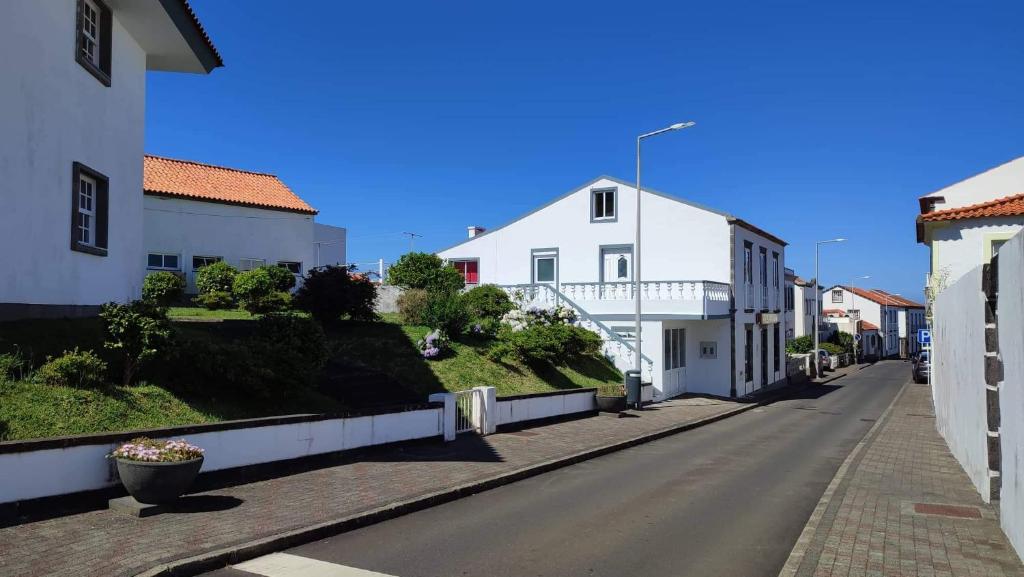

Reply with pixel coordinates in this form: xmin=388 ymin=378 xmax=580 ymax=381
xmin=624 ymin=369 xmax=642 ymax=408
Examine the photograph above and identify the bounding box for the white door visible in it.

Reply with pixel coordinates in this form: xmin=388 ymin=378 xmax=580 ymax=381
xmin=602 ymin=250 xmax=632 ymax=283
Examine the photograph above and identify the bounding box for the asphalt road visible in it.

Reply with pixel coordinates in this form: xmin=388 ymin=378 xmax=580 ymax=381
xmin=210 ymin=361 xmax=909 ymax=577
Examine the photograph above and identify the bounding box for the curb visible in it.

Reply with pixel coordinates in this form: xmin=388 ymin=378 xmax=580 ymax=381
xmin=775 ymin=376 xmax=911 ymax=577
xmin=138 ymin=375 xmax=855 ymax=577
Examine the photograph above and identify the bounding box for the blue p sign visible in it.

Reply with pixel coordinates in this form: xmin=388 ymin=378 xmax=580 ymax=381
xmin=918 ymin=329 xmax=931 ymax=345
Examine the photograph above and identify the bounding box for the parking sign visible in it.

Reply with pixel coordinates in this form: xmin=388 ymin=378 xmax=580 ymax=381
xmin=918 ymin=329 xmax=931 ymax=346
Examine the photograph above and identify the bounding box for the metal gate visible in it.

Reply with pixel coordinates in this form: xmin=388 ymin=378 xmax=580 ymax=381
xmin=454 ymin=389 xmax=481 ymax=434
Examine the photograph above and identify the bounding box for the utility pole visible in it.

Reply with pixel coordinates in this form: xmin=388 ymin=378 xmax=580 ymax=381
xmin=402 ymin=231 xmax=422 ymax=253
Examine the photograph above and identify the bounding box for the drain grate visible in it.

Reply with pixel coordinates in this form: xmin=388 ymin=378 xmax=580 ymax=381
xmin=913 ymin=503 xmax=982 ymax=519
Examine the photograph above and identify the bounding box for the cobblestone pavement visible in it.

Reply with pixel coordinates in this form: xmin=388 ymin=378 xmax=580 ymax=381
xmin=0 ymin=393 xmax=761 ymax=577
xmin=785 ymin=381 xmax=1024 ymax=577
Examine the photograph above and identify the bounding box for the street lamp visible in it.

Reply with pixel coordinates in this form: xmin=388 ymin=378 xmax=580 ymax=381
xmin=814 ymin=238 xmax=846 ymax=376
xmin=633 ymin=121 xmax=696 ymax=391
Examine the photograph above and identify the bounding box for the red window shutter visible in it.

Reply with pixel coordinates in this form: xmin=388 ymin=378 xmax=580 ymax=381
xmin=466 ymin=261 xmax=478 ymax=283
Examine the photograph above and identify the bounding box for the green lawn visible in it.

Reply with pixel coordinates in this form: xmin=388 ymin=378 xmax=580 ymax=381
xmin=0 ymin=311 xmax=621 ymax=441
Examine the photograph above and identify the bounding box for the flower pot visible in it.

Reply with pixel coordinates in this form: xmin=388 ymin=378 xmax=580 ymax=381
xmin=116 ymin=457 xmax=204 ymax=504
xmin=596 ymin=395 xmax=627 ymax=413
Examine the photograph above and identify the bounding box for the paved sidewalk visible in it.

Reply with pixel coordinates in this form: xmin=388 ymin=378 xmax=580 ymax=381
xmin=781 ymin=380 xmax=1024 ymax=577
xmin=0 ymin=390 xmax=773 ymax=577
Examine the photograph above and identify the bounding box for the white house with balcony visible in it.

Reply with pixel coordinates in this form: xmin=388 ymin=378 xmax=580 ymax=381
xmin=0 ymin=0 xmax=221 ymax=320
xmin=437 ymin=176 xmax=788 ymax=400
xmin=821 ymin=285 xmax=924 ymax=359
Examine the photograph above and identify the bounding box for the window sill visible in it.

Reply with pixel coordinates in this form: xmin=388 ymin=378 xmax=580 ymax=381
xmin=72 ymin=242 xmax=107 ymax=257
xmin=590 ymin=217 xmax=617 ymax=223
xmin=76 ymin=55 xmax=111 ymax=87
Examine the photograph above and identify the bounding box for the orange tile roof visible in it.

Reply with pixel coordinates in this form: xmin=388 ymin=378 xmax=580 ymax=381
xmin=861 ymin=321 xmax=879 ymax=331
xmin=920 ymin=193 xmax=1024 ymax=223
xmin=144 ymin=155 xmax=317 ymax=214
xmin=823 ymin=309 xmax=846 ymax=317
xmin=839 ymin=286 xmax=925 ymax=308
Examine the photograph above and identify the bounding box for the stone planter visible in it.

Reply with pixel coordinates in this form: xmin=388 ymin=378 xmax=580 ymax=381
xmin=596 ymin=395 xmax=627 ymax=413
xmin=116 ymin=457 xmax=204 ymax=504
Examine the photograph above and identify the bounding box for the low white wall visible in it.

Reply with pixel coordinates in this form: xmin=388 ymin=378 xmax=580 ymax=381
xmin=932 ymin=266 xmax=990 ymax=500
xmin=495 ymin=390 xmax=597 ymax=427
xmin=998 ymin=232 xmax=1024 ymax=556
xmin=0 ymin=408 xmax=442 ymax=504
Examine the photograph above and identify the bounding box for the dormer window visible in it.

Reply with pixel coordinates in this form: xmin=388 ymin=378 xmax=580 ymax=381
xmin=76 ymin=0 xmax=112 ymax=86
xmin=591 ymin=188 xmax=616 ymax=222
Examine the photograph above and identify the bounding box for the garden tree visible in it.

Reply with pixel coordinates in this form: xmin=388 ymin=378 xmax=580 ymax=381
xmin=786 ymin=335 xmax=815 ymax=354
xmin=421 ymin=291 xmax=471 ymax=336
xmin=262 ymin=264 xmax=297 ymax=292
xmin=293 ymin=265 xmax=377 ymax=325
xmin=100 ymin=301 xmax=172 ymax=387
xmin=194 ymin=261 xmax=238 ymax=310
xmin=233 ymin=268 xmax=290 ymax=314
xmin=829 ymin=331 xmax=855 ymax=353
xmin=386 ymin=252 xmax=465 ymax=293
xmin=141 ymin=272 xmax=185 ymax=307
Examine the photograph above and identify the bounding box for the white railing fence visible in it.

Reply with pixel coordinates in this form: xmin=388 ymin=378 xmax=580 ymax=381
xmin=454 ymin=389 xmax=481 ymax=434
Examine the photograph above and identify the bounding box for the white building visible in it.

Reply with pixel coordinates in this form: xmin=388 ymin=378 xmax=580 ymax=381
xmin=0 ymin=0 xmax=221 ymax=320
xmin=918 ymin=156 xmax=1024 ymax=292
xmin=313 ymin=224 xmax=349 ymax=269
xmin=143 ymin=156 xmax=319 ymax=292
xmin=821 ymin=285 xmax=925 ymax=359
xmin=437 ymin=176 xmax=788 ymax=400
xmin=785 ymin=272 xmax=820 ymax=342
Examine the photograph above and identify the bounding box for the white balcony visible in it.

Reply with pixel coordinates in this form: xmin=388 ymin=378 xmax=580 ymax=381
xmin=506 ymin=280 xmax=731 ymax=318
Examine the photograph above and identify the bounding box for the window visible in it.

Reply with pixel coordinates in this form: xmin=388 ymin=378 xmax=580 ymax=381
xmin=832 ymin=289 xmax=844 ymax=303
xmin=664 ymin=328 xmax=686 ymax=371
xmin=451 ymin=260 xmax=479 ymax=284
xmin=785 ymin=286 xmax=794 ymax=311
xmin=70 ymin=162 xmax=108 ymax=256
xmin=612 ymin=326 xmax=636 ymax=341
xmin=76 ymin=0 xmax=111 ymax=86
xmin=744 ymin=326 xmax=753 ymax=382
xmin=773 ymin=324 xmax=780 ymax=372
xmin=148 ymin=253 xmax=180 ymax=270
xmin=239 ymin=258 xmax=266 ymax=271
xmin=535 ymin=257 xmax=555 ymax=283
xmin=700 ymin=341 xmax=717 ymax=359
xmin=591 ymin=188 xmax=616 ymax=221
xmin=743 ymin=242 xmax=753 ymax=284
xmin=772 ymin=252 xmax=779 ymax=288
xmin=992 ymin=239 xmax=1008 ymax=258
xmin=192 ymin=256 xmax=222 ymax=270
xmin=278 ymin=261 xmax=302 ymax=275
xmin=759 ymin=248 xmax=768 ymax=287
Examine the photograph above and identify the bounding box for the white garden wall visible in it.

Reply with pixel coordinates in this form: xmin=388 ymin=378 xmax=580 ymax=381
xmin=495 ymin=390 xmax=598 ymax=427
xmin=932 ymin=266 xmax=990 ymax=500
xmin=997 ymin=232 xmax=1024 ymax=556
xmin=0 ymin=408 xmax=442 ymax=504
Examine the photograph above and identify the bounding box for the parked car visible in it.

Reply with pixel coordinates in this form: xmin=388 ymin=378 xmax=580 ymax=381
xmin=815 ymin=349 xmax=831 ymax=367
xmin=912 ymin=350 xmax=930 ymax=383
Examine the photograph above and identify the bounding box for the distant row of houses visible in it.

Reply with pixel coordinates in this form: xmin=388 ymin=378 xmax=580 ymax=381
xmin=1 ymin=1 xmax=343 ymax=320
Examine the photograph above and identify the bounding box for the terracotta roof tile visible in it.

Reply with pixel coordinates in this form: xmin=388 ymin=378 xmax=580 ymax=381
xmin=823 ymin=309 xmax=847 ymax=317
xmin=920 ymin=193 xmax=1024 ymax=223
xmin=838 ymin=285 xmax=924 ymax=308
xmin=144 ymin=155 xmax=317 ymax=214
xmin=861 ymin=321 xmax=879 ymax=331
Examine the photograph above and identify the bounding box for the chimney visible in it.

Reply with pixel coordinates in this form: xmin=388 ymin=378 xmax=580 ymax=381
xmin=467 ymin=225 xmax=486 ymax=238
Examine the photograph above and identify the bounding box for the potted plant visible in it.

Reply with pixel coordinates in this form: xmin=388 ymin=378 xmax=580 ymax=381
xmin=109 ymin=438 xmax=204 ymax=504
xmin=596 ymin=383 xmax=628 ymax=413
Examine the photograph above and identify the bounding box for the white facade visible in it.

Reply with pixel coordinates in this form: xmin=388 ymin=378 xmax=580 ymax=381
xmin=143 ymin=196 xmax=316 ymax=292
xmin=313 ymin=223 xmax=349 ymax=268
xmin=437 ymin=176 xmax=787 ymax=399
xmin=788 ymin=277 xmax=818 ymax=341
xmin=0 ymin=0 xmax=218 ymax=319
xmin=821 ymin=285 xmax=924 ymax=358
xmin=919 ymin=157 xmax=1024 ymax=289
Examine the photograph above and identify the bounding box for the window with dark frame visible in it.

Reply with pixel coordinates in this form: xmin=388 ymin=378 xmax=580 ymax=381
xmin=664 ymin=328 xmax=686 ymax=371
xmin=192 ymin=256 xmax=222 ymax=270
xmin=773 ymin=324 xmax=780 ymax=372
xmin=452 ymin=260 xmax=479 ymax=284
xmin=70 ymin=162 xmax=108 ymax=256
xmin=76 ymin=0 xmax=112 ymax=86
xmin=278 ymin=261 xmax=302 ymax=275
xmin=147 ymin=253 xmax=180 ymax=270
xmin=592 ymin=189 xmax=615 ymax=220
xmin=744 ymin=326 xmax=753 ymax=382
xmin=832 ymin=288 xmax=844 ymax=303
xmin=743 ymin=242 xmax=753 ymax=284
xmin=772 ymin=252 xmax=779 ymax=287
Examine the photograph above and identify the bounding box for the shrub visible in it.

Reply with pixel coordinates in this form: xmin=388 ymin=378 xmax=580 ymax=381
xmin=820 ymin=342 xmax=844 ymax=356
xmin=386 ymin=252 xmax=465 ymax=293
xmin=193 ymin=290 xmax=234 ymax=310
xmin=293 ymin=265 xmax=377 ymax=325
xmin=233 ymin=268 xmax=288 ymax=314
xmin=249 ymin=313 xmax=329 ymax=392
xmin=0 ymin=350 xmax=27 ymax=383
xmin=263 ymin=265 xmax=297 ymax=292
xmin=142 ymin=272 xmax=185 ymax=307
xmin=34 ymin=348 xmax=108 ymax=388
xmin=829 ymin=331 xmax=855 ymax=353
xmin=195 ymin=261 xmax=238 ymax=295
xmin=462 ymin=284 xmax=514 ymax=322
xmin=416 ymin=329 xmax=450 ymax=360
xmin=421 ymin=292 xmax=471 ymax=336
xmin=488 ymin=324 xmax=601 ymax=364
xmin=786 ymin=335 xmax=815 ymax=354
xmin=100 ymin=301 xmax=172 ymax=387
xmin=397 ymin=288 xmax=431 ymax=325
xmin=158 ymin=334 xmax=266 ymax=397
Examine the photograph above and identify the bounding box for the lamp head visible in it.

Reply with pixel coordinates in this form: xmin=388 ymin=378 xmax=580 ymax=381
xmin=671 ymin=121 xmax=696 ymax=130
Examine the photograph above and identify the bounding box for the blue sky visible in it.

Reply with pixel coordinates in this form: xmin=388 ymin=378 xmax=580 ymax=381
xmin=146 ymin=1 xmax=1024 ymax=300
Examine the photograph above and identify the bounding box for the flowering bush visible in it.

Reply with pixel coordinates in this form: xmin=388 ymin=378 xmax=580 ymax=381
xmin=500 ymin=304 xmax=577 ymax=332
xmin=417 ymin=329 xmax=450 ymax=360
xmin=109 ymin=437 xmax=204 ymax=463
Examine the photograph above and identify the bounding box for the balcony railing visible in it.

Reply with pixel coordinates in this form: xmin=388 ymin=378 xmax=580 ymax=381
xmin=744 ymin=284 xmax=755 ymax=309
xmin=504 ymin=280 xmax=731 ymax=318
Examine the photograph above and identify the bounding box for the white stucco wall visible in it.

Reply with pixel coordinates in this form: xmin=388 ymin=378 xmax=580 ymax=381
xmin=313 ymin=223 xmax=348 ymax=268
xmin=932 ymin=266 xmax=990 ymax=500
xmin=931 ymin=217 xmax=1023 ymax=289
xmin=1 ymin=1 xmax=147 ymax=308
xmin=143 ymin=196 xmax=315 ymax=290
xmin=997 ymin=232 xmax=1024 ymax=557
xmin=922 ymin=156 xmax=1024 ymax=211
xmin=732 ymin=224 xmax=787 ymax=395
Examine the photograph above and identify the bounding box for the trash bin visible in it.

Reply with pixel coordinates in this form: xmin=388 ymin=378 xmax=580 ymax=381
xmin=624 ymin=370 xmax=642 ymax=409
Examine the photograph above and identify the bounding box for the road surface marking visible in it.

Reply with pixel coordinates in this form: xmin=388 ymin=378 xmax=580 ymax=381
xmin=234 ymin=552 xmax=397 ymax=577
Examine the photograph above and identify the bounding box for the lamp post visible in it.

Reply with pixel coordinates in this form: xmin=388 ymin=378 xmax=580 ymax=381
xmin=814 ymin=238 xmax=846 ymax=375
xmin=633 ymin=121 xmax=696 ymax=389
